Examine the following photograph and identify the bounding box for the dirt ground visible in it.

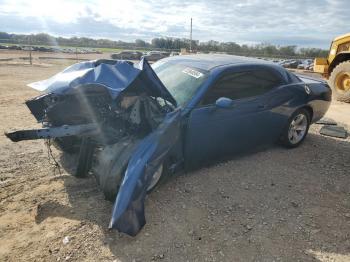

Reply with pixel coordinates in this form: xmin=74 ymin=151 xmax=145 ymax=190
xmin=1 ymin=51 xmax=350 ymax=262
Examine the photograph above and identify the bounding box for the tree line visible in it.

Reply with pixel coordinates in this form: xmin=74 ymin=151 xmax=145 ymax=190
xmin=0 ymin=32 xmax=328 ymax=58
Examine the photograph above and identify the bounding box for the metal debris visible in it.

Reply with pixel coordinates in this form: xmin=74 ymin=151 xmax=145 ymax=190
xmin=320 ymin=125 xmax=348 ymax=139
xmin=316 ymin=117 xmax=337 ymax=125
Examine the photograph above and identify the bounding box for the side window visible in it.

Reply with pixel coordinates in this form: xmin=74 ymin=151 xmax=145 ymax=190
xmin=201 ymin=69 xmax=283 ymax=105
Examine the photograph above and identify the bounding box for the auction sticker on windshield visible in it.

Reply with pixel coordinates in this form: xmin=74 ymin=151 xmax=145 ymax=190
xmin=182 ymin=67 xmax=204 ymax=78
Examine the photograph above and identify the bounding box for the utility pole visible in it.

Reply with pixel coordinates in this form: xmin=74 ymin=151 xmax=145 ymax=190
xmin=29 ymin=47 xmax=32 ymax=65
xmin=190 ymin=18 xmax=192 ymax=53
xmin=29 ymin=36 xmax=32 ymax=65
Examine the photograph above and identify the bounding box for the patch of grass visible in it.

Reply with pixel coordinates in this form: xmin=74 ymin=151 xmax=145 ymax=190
xmin=1 ymin=42 xmax=148 ymax=53
xmin=94 ymin=47 xmax=124 ymax=53
xmin=95 ymin=47 xmax=148 ymax=53
xmin=1 ymin=42 xmax=75 ymax=49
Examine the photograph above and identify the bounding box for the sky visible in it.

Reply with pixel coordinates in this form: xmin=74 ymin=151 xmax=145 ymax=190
xmin=0 ymin=0 xmax=348 ymax=48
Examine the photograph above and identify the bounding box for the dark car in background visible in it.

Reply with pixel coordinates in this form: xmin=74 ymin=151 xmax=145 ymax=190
xmin=280 ymin=59 xmax=302 ymax=69
xmin=142 ymin=51 xmax=169 ymax=61
xmin=297 ymin=59 xmax=314 ymax=70
xmin=8 ymin=45 xmax=22 ymax=50
xmin=111 ymin=50 xmax=143 ymax=60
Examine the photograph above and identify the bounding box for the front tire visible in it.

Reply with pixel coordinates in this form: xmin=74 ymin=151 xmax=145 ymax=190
xmin=146 ymin=163 xmax=165 ymax=193
xmin=280 ymin=109 xmax=310 ymax=148
xmin=328 ymin=61 xmax=350 ymax=103
xmin=93 ymin=139 xmax=139 ymax=201
xmin=52 ymin=137 xmax=81 ymax=154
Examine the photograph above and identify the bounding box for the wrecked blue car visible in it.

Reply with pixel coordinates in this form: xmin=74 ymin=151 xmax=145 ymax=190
xmin=6 ymin=55 xmax=331 ymax=236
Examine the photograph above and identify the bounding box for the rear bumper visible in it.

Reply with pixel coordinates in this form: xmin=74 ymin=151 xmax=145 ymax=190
xmin=309 ymin=86 xmax=332 ymax=123
xmin=311 ymin=100 xmax=331 ymax=123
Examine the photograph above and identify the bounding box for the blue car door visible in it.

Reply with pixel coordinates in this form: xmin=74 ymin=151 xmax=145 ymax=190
xmin=255 ymin=85 xmax=295 ymax=143
xmin=184 ymin=68 xmax=286 ymax=167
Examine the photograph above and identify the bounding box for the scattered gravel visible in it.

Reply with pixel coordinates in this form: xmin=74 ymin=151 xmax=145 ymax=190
xmin=1 ymin=58 xmax=350 ymax=261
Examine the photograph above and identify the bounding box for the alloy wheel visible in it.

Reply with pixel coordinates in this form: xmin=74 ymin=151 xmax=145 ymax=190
xmin=288 ymin=114 xmax=308 ymax=144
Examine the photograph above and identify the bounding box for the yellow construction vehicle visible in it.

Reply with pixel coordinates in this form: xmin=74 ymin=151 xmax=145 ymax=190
xmin=314 ymin=33 xmax=350 ymax=102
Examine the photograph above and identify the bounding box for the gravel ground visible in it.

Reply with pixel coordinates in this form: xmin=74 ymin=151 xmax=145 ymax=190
xmin=0 ymin=56 xmax=350 ymax=262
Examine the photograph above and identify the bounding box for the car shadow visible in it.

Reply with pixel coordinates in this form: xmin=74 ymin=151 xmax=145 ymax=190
xmin=34 ymin=131 xmax=350 ymax=261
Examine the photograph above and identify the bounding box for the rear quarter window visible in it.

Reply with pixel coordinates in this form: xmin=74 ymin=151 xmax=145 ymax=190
xmin=201 ymin=68 xmax=284 ymax=105
xmin=287 ymin=71 xmax=302 ymax=83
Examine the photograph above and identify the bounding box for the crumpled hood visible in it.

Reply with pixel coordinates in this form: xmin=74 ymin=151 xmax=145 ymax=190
xmin=28 ymin=58 xmax=177 ymax=106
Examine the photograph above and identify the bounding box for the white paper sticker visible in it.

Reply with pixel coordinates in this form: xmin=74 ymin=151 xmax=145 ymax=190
xmin=182 ymin=67 xmax=204 ymax=78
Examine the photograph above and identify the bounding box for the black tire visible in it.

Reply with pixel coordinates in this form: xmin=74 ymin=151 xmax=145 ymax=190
xmin=93 ymin=138 xmax=170 ymax=200
xmin=52 ymin=137 xmax=81 ymax=154
xmin=98 ymin=163 xmax=127 ymax=202
xmin=98 ymin=158 xmax=167 ymax=200
xmin=93 ymin=138 xmax=139 ymax=201
xmin=328 ymin=61 xmax=350 ymax=103
xmin=75 ymin=138 xmax=94 ymax=178
xmin=55 ymin=138 xmax=94 ymax=178
xmin=280 ymin=108 xmax=310 ymax=148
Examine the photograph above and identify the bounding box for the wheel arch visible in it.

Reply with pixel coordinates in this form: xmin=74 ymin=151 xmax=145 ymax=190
xmin=302 ymin=105 xmax=314 ymax=122
xmin=329 ymin=52 xmax=350 ymax=74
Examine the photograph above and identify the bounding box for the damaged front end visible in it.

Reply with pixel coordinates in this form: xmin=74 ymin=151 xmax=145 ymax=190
xmin=6 ymin=58 xmax=181 ymax=236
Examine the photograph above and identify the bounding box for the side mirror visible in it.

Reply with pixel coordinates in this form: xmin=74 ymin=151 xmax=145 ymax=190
xmin=215 ymin=97 xmax=234 ymax=108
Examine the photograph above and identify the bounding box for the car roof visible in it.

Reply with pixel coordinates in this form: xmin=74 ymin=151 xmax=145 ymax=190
xmin=161 ymin=54 xmax=274 ymax=71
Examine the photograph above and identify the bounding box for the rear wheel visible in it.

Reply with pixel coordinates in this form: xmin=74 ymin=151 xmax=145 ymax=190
xmin=328 ymin=61 xmax=350 ymax=103
xmin=280 ymin=109 xmax=310 ymax=148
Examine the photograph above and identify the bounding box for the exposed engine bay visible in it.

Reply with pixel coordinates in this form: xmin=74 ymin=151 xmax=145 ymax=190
xmin=27 ymin=86 xmax=173 ymax=153
xmin=17 ymin=83 xmax=174 ymax=202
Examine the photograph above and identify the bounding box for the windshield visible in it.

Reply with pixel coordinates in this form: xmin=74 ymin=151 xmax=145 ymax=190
xmin=152 ymin=61 xmax=208 ymax=107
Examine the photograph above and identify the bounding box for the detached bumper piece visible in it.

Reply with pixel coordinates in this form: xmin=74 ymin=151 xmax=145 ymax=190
xmin=320 ymin=125 xmax=348 ymax=139
xmin=5 ymin=123 xmax=99 ymax=142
